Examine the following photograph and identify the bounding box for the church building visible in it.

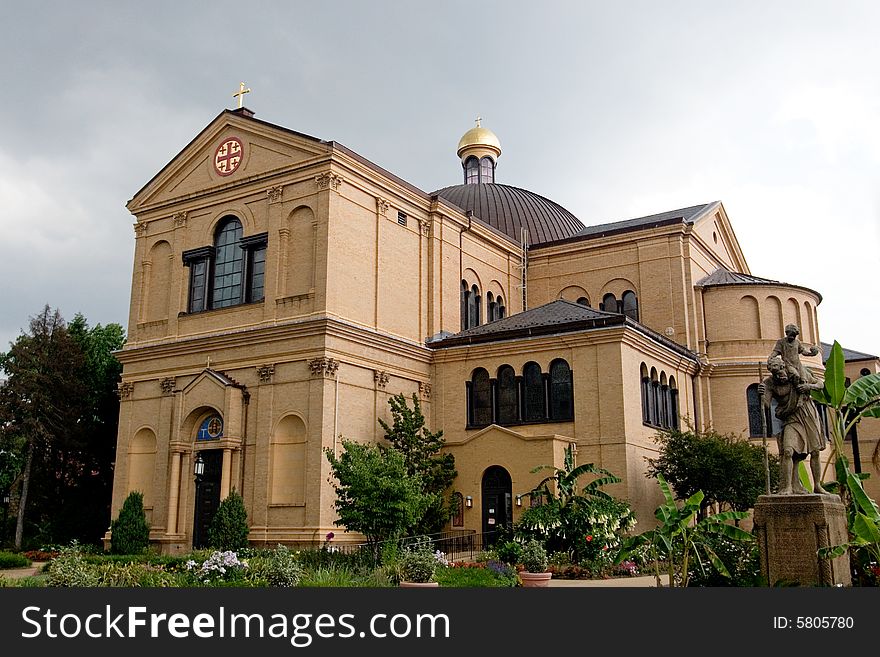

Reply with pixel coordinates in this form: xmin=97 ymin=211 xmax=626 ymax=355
xmin=108 ymin=104 xmax=879 ymax=553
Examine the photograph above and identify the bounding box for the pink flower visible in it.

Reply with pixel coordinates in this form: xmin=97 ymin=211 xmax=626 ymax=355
xmin=326 ymin=532 xmax=334 ymax=541
xmin=585 ymin=535 xmax=593 ymax=542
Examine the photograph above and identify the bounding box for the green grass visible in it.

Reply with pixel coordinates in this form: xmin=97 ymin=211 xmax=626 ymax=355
xmin=0 ymin=552 xmax=32 ymax=569
xmin=435 ymin=565 xmax=518 ymax=587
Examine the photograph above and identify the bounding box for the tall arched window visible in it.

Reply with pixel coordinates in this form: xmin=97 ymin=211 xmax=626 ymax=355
xmin=487 ymin=292 xmax=496 ymax=322
xmin=497 ymin=365 xmax=519 ymax=425
xmin=601 ymin=293 xmax=619 ymax=313
xmin=464 ymin=156 xmax=479 ymax=184
xmin=658 ymin=373 xmax=669 ymax=428
xmin=576 ymin=296 xmax=590 ymax=307
xmin=461 ymin=281 xmax=470 ymax=330
xmin=622 ymin=290 xmax=639 ymax=321
xmin=523 ymin=362 xmax=546 ymax=422
xmin=650 ymin=367 xmax=660 ymax=426
xmin=640 ymin=363 xmax=650 ymax=424
xmin=747 ymin=384 xmax=763 ymax=437
xmin=471 ymin=284 xmax=481 ymax=327
xmin=451 ymin=492 xmax=465 ymax=527
xmin=211 ymin=217 xmax=245 ymax=309
xmin=480 ymin=156 xmax=494 ymax=183
xmin=496 ymin=296 xmax=505 ymax=318
xmin=470 ymin=368 xmax=492 ymax=427
xmin=549 ymin=359 xmax=573 ymax=421
xmin=668 ymin=376 xmax=679 ymax=430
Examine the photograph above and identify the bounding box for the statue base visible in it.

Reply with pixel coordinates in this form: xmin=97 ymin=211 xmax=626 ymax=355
xmin=753 ymin=494 xmax=851 ymax=587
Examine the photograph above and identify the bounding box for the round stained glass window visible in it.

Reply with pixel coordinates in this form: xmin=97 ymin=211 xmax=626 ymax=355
xmin=198 ymin=415 xmax=224 ymax=441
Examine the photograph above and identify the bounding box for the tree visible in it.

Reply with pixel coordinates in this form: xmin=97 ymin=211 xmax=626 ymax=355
xmin=378 ymin=393 xmax=456 ymax=535
xmin=110 ymin=490 xmax=150 ymax=554
xmin=647 ymin=426 xmax=779 ymax=516
xmin=0 ymin=306 xmax=88 ymax=549
xmin=0 ymin=306 xmax=125 ymax=549
xmin=325 ymin=439 xmax=430 ymax=558
xmin=207 ymin=490 xmax=250 ymax=551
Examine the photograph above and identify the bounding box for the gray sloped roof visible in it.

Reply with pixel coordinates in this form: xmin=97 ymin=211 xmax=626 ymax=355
xmin=695 ymin=267 xmax=782 ymax=287
xmin=427 ymin=299 xmax=698 ymax=361
xmin=821 ymin=342 xmax=878 ymax=363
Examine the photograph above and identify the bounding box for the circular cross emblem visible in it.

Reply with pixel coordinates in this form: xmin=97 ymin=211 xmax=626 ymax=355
xmin=214 ymin=137 xmax=243 ymax=176
xmin=197 ymin=415 xmax=224 ymax=441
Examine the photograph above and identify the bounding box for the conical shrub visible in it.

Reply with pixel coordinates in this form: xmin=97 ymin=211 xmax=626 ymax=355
xmin=110 ymin=491 xmax=150 ymax=555
xmin=207 ymin=490 xmax=250 ymax=551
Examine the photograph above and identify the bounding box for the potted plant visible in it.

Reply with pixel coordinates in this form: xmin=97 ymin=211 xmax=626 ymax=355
xmin=399 ymin=542 xmax=440 ymax=587
xmin=519 ymin=539 xmax=552 ymax=587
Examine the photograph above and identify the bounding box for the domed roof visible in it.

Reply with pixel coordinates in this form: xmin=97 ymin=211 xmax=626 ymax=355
xmin=457 ymin=123 xmax=501 ymax=157
xmin=432 ymin=183 xmax=585 ymax=245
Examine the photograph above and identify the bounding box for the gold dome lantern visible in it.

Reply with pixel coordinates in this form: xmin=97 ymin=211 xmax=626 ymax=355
xmin=457 ymin=117 xmax=502 ymax=160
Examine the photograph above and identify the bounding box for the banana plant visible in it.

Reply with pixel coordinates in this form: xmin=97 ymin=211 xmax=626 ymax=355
xmin=527 ymin=443 xmax=621 ymax=505
xmin=810 ymin=341 xmax=880 ymax=567
xmin=615 ymin=473 xmax=753 ymax=587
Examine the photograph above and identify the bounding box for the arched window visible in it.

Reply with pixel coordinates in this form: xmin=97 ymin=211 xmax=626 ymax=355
xmin=523 ymin=362 xmax=546 ymax=422
xmin=464 ymin=156 xmax=479 ymax=184
xmin=451 ymin=492 xmax=465 ymax=527
xmin=497 ymin=296 xmax=505 ymax=318
xmin=659 ymin=373 xmax=669 ymax=428
xmin=650 ymin=368 xmax=660 ymax=426
xmin=471 ymin=284 xmax=481 ymax=327
xmin=470 ymin=368 xmax=492 ymax=427
xmin=640 ymin=363 xmax=650 ymax=424
xmin=479 ymin=156 xmax=494 ymax=183
xmin=497 ymin=365 xmax=519 ymax=425
xmin=211 ymin=217 xmax=245 ymax=309
xmin=549 ymin=359 xmax=573 ymax=421
xmin=487 ymin=292 xmax=496 ymax=322
xmin=622 ymin=290 xmax=639 ymax=321
xmin=461 ymin=281 xmax=470 ymax=330
xmin=746 ymin=384 xmax=764 ymax=437
xmin=601 ymin=293 xmax=619 ymax=313
xmin=668 ymin=376 xmax=679 ymax=430
xmin=576 ymin=296 xmax=590 ymax=307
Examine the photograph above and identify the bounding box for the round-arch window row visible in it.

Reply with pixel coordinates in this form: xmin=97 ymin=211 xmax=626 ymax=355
xmin=461 ymin=281 xmax=506 ymax=330
xmin=640 ymin=364 xmax=680 ymax=430
xmin=466 ymin=360 xmax=573 ymax=428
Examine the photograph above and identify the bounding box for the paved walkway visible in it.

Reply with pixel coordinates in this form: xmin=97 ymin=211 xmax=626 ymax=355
xmin=548 ymin=574 xmax=667 ymax=587
xmin=0 ymin=562 xmax=47 ymax=580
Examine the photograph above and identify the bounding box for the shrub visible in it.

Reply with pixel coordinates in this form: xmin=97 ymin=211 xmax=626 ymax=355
xmin=436 ymin=562 xmax=518 ymax=587
xmin=399 ymin=540 xmax=439 ymax=583
xmin=96 ymin=561 xmax=179 ymax=587
xmin=248 ymin=545 xmax=303 ymax=587
xmin=185 ymin=550 xmax=249 ymax=585
xmin=207 ymin=490 xmax=250 ymax=551
xmin=110 ymin=491 xmax=151 ymax=555
xmin=0 ymin=552 xmax=32 ymax=569
xmin=520 ymin=539 xmax=548 ymax=573
xmin=46 ymin=542 xmax=100 ymax=587
xmin=495 ymin=540 xmax=522 ymax=566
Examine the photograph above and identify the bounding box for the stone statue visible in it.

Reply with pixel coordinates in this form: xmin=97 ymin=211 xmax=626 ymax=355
xmin=758 ymin=355 xmax=830 ymax=495
xmin=769 ymin=324 xmax=820 ymax=384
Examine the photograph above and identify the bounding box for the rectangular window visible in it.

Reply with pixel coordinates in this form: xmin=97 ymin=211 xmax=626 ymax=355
xmin=247 ymin=245 xmax=266 ymax=302
xmin=182 ymin=246 xmax=214 ymax=313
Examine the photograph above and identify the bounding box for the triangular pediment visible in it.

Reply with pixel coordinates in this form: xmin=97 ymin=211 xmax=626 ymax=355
xmin=446 ymin=424 xmax=558 ymax=446
xmin=128 ymin=110 xmax=331 ymax=213
xmin=690 ymin=201 xmax=750 ymax=274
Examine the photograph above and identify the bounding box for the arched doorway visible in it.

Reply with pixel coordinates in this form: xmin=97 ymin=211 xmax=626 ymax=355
xmin=192 ymin=413 xmax=224 ymax=548
xmin=481 ymin=466 xmax=512 ymax=546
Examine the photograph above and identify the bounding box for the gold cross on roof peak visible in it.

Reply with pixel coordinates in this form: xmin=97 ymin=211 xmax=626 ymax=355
xmin=233 ymin=82 xmax=251 ymax=109
xmin=475 ymin=116 xmax=482 ymax=128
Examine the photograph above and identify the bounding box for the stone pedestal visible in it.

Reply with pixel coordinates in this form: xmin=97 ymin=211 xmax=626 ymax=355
xmin=753 ymin=494 xmax=851 ymax=587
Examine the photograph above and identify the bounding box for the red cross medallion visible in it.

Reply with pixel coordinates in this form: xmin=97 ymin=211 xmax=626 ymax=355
xmin=214 ymin=137 xmax=243 ymax=176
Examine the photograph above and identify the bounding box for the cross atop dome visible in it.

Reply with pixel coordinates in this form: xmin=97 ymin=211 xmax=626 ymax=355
xmin=457 ymin=117 xmax=501 ymax=184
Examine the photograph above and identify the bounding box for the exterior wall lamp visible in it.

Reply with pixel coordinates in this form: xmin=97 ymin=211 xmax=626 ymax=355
xmin=516 ymin=495 xmax=522 ymax=507
xmin=465 ymin=495 xmax=473 ymax=508
xmin=193 ymin=452 xmax=205 ymax=483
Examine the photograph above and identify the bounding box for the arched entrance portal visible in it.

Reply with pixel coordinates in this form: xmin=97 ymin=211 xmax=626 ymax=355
xmin=481 ymin=466 xmax=512 ymax=546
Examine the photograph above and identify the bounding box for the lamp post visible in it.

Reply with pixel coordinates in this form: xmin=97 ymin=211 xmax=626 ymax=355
xmin=193 ymin=452 xmax=205 ymax=548
xmin=194 ymin=452 xmax=205 ymax=483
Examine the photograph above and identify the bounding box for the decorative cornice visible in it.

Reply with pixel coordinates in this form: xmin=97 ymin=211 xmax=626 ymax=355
xmin=374 ymin=370 xmax=390 ymax=389
xmin=267 ymin=185 xmax=283 ymax=203
xmin=172 ymin=211 xmax=188 ymax=228
xmin=315 ymin=172 xmax=343 ymax=191
xmin=419 ymin=381 xmax=432 ymax=399
xmin=160 ymin=377 xmax=176 ymax=395
xmin=309 ymin=357 xmax=339 ymax=378
xmin=376 ymin=197 xmax=389 ymax=216
xmin=117 ymin=381 xmax=134 ymax=399
xmin=134 ymin=223 xmax=147 ymax=237
xmin=418 ymin=217 xmax=431 ymax=237
xmin=256 ymin=363 xmax=275 ymax=383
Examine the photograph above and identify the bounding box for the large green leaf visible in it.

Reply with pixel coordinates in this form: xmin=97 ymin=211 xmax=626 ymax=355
xmin=846 ymin=471 xmax=880 ymax=521
xmin=843 ymin=372 xmax=880 ymax=409
xmin=702 ymin=544 xmax=731 ymax=578
xmin=861 ymin=404 xmax=880 ymax=420
xmin=797 ymin=461 xmax=812 ymax=492
xmin=823 ymin=341 xmax=847 ymax=408
xmin=852 ymin=513 xmax=880 ymax=545
xmin=657 ymin=474 xmax=676 ymax=505
xmin=818 ymin=544 xmax=849 ymax=560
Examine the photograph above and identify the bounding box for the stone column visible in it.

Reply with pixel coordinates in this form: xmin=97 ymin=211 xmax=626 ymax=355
xmin=220 ymin=447 xmax=232 ymax=500
xmin=753 ymin=494 xmax=851 ymax=586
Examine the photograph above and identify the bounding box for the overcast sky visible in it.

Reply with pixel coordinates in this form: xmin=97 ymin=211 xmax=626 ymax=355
xmin=1 ymin=1 xmax=878 ymax=357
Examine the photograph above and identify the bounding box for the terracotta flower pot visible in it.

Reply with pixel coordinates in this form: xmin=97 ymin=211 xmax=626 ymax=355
xmin=520 ymin=571 xmax=553 ymax=587
xmin=399 ymin=581 xmax=439 ymax=587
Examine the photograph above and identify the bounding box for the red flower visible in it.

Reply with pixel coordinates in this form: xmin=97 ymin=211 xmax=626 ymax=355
xmin=585 ymin=535 xmax=593 ymax=542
